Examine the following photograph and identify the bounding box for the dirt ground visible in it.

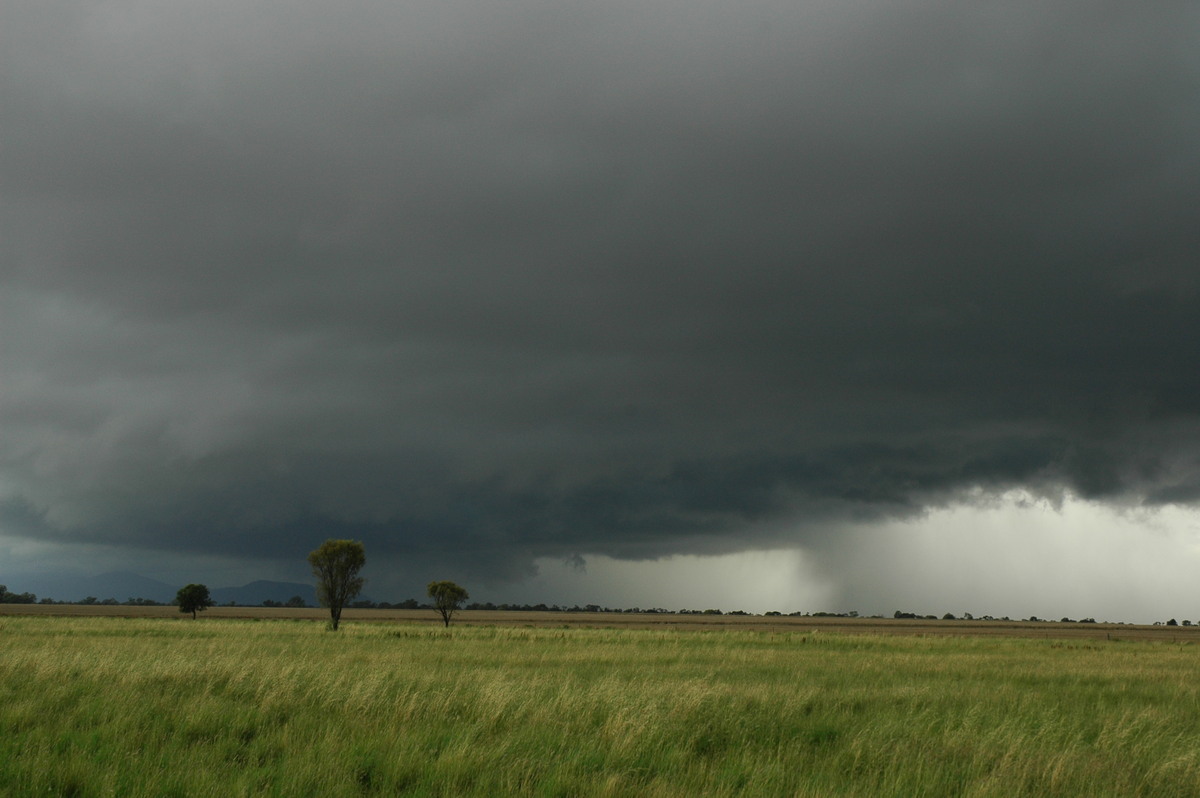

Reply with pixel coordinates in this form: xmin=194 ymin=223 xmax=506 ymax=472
xmin=1 ymin=603 xmax=1195 ymax=642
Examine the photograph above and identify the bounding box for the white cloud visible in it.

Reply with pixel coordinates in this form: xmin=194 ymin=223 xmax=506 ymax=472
xmin=813 ymin=491 xmax=1200 ymax=624
xmin=484 ymin=493 xmax=1200 ymax=624
xmin=509 ymin=549 xmax=834 ymax=613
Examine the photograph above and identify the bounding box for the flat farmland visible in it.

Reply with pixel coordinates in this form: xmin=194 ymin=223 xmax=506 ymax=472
xmin=5 ymin=609 xmax=1200 ymax=796
xmin=1 ymin=601 xmax=1193 ymax=642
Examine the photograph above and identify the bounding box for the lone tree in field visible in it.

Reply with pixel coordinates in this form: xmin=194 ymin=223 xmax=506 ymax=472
xmin=176 ymin=583 xmax=212 ymax=620
xmin=427 ymin=580 xmax=469 ymax=627
xmin=308 ymin=539 xmax=366 ymax=631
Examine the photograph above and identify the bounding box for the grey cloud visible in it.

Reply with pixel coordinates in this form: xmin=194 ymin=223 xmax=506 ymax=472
xmin=3 ymin=2 xmax=1200 ymax=589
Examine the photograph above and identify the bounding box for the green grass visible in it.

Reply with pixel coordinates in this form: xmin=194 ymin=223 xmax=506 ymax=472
xmin=2 ymin=617 xmax=1200 ymax=796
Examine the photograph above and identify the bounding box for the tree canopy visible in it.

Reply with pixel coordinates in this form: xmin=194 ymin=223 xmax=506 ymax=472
xmin=308 ymin=539 xmax=366 ymax=631
xmin=176 ymin=584 xmax=212 ymax=619
xmin=427 ymin=580 xmax=469 ymax=627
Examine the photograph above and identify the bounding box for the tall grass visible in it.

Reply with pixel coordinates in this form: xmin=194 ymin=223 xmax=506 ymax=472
xmin=2 ymin=617 xmax=1199 ymax=796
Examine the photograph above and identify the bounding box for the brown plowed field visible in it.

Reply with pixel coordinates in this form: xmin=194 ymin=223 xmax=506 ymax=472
xmin=0 ymin=603 xmax=1192 ymax=642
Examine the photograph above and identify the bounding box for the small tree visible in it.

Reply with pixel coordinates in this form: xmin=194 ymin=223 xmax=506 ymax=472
xmin=427 ymin=581 xmax=469 ymax=627
xmin=176 ymin=584 xmax=212 ymax=620
xmin=0 ymin=585 xmax=37 ymax=604
xmin=308 ymin=539 xmax=366 ymax=631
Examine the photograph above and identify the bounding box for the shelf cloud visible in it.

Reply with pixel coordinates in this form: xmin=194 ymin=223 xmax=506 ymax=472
xmin=3 ymin=2 xmax=1199 ymax=604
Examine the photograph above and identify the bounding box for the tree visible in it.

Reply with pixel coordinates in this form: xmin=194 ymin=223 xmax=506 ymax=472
xmin=176 ymin=584 xmax=212 ymax=619
xmin=308 ymin=539 xmax=366 ymax=631
xmin=427 ymin=581 xmax=469 ymax=627
xmin=0 ymin=585 xmax=37 ymax=604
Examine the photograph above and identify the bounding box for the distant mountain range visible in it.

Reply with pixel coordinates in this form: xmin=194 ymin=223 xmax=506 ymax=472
xmin=6 ymin=570 xmax=317 ymax=606
xmin=210 ymin=580 xmax=317 ymax=607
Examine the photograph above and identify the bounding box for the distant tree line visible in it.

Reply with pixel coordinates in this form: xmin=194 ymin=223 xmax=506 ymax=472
xmin=3 ymin=579 xmax=1185 ymax=627
xmin=0 ymin=587 xmax=170 ymax=606
xmin=261 ymin=596 xmax=310 ymax=608
xmin=0 ymin=585 xmax=37 ymax=604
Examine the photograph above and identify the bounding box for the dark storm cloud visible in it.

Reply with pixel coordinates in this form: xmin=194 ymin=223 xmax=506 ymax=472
xmin=3 ymin=1 xmax=1200 ymax=584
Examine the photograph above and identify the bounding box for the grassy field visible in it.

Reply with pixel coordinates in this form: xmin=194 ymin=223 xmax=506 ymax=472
xmin=3 ymin=615 xmax=1200 ymax=797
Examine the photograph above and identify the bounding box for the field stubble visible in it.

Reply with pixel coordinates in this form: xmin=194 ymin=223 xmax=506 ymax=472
xmin=2 ymin=614 xmax=1200 ymax=796
xmin=2 ymin=603 xmax=1194 ymax=642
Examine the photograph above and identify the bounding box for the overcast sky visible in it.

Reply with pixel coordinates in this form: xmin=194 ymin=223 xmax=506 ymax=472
xmin=3 ymin=2 xmax=1200 ymax=622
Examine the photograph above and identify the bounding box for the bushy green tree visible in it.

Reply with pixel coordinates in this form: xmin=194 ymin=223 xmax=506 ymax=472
xmin=176 ymin=584 xmax=212 ymax=619
xmin=427 ymin=580 xmax=469 ymax=627
xmin=308 ymin=539 xmax=365 ymax=631
xmin=0 ymin=585 xmax=36 ymax=603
